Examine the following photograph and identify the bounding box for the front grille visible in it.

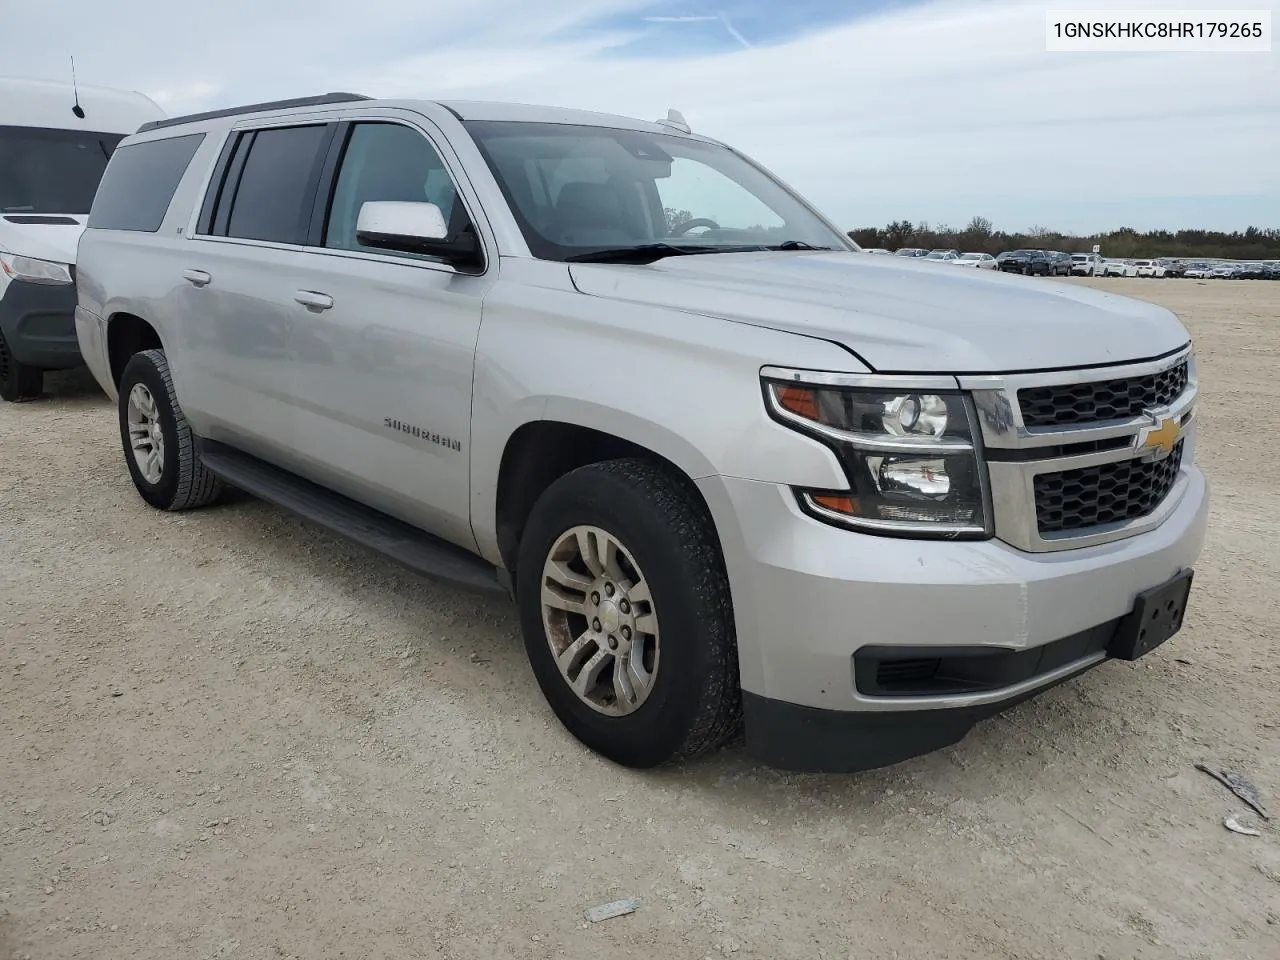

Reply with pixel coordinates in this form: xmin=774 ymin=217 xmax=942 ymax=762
xmin=1019 ymin=360 xmax=1188 ymax=427
xmin=1035 ymin=441 xmax=1184 ymax=534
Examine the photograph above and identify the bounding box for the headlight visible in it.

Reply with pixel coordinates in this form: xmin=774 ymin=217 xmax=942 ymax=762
xmin=764 ymin=377 xmax=991 ymax=538
xmin=0 ymin=252 xmax=74 ymax=285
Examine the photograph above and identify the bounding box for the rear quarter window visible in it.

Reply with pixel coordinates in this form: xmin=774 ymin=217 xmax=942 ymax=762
xmin=87 ymin=133 xmax=206 ymax=232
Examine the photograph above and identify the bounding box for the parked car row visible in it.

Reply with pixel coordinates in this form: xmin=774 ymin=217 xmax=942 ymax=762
xmin=1100 ymin=258 xmax=1280 ymax=280
xmin=1180 ymin=260 xmax=1280 ymax=279
xmin=868 ymin=247 xmax=998 ymax=269
xmin=996 ymin=249 xmax=1073 ymax=276
xmin=868 ymin=246 xmax=1280 ymax=280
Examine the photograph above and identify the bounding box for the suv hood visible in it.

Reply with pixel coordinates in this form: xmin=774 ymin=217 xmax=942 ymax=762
xmin=569 ymin=251 xmax=1189 ymax=373
xmin=0 ymin=215 xmax=87 ymax=266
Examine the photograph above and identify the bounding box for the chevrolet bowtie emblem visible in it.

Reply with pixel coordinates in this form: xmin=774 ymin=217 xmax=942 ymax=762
xmin=1135 ymin=411 xmax=1182 ymax=462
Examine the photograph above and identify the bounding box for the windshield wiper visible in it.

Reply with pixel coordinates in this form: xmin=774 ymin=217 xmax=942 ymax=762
xmin=565 ymin=241 xmax=834 ymax=264
xmin=565 ymin=243 xmax=735 ymax=264
xmin=763 ymin=240 xmax=835 ymax=251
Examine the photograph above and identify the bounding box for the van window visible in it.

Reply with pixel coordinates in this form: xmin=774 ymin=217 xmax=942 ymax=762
xmin=87 ymin=133 xmax=205 ymax=232
xmin=222 ymin=125 xmax=330 ymax=245
xmin=324 ymin=123 xmax=463 ymax=256
xmin=0 ymin=126 xmax=124 ymax=215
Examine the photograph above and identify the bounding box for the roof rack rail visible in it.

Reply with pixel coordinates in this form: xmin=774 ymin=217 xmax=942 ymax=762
xmin=136 ymin=92 xmax=372 ymax=133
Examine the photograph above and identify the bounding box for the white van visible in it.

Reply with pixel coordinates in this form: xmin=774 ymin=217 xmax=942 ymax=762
xmin=1 ymin=76 xmax=164 ymax=400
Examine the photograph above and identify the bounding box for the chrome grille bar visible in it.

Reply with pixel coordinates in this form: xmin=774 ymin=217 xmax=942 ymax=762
xmin=958 ymin=345 xmax=1197 ymax=553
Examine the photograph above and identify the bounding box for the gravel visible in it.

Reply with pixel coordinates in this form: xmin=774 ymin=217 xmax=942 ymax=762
xmin=1 ymin=278 xmax=1277 ymax=959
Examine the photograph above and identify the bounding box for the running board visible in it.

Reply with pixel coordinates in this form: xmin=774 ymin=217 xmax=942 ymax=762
xmin=197 ymin=440 xmax=504 ymax=594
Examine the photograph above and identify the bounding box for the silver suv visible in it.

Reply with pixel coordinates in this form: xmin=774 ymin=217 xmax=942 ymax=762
xmin=75 ymin=93 xmax=1208 ymax=772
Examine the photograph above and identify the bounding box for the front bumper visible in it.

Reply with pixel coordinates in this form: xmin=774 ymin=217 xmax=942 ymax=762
xmin=0 ymin=277 xmax=82 ymax=369
xmin=697 ymin=466 xmax=1209 ymax=771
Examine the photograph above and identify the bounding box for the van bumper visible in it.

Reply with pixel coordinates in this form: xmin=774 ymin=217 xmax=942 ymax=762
xmin=0 ymin=277 xmax=82 ymax=369
xmin=697 ymin=468 xmax=1210 ymax=772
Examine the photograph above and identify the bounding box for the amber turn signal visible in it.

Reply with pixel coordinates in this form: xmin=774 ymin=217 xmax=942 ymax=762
xmin=811 ymin=494 xmax=856 ymax=515
xmin=774 ymin=385 xmax=820 ymax=421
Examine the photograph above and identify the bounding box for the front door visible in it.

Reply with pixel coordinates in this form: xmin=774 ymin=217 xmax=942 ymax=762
xmin=280 ymin=119 xmax=496 ymax=551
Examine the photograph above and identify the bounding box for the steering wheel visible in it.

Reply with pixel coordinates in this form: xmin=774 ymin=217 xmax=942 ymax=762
xmin=671 ymin=218 xmax=721 ymax=236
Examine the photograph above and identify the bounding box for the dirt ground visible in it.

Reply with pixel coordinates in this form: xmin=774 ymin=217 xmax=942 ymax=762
xmin=2 ymin=277 xmax=1278 ymax=960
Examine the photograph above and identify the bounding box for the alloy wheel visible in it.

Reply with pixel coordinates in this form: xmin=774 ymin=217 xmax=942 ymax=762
xmin=540 ymin=525 xmax=660 ymax=716
xmin=126 ymin=382 xmax=165 ymax=484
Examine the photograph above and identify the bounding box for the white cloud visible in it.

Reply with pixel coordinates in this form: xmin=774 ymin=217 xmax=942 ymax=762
xmin=147 ymin=81 xmax=222 ymax=111
xmin=3 ymin=0 xmax=1276 ymax=231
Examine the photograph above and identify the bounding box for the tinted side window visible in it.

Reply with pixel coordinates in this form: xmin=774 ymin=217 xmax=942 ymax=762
xmin=324 ymin=123 xmax=463 ymax=255
xmin=87 ymin=133 xmax=205 ymax=232
xmin=224 ymin=125 xmax=329 ymax=244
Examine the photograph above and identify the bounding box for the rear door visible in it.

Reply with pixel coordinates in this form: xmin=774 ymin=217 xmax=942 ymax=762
xmin=180 ymin=121 xmax=336 ymax=453
xmin=278 ymin=114 xmax=497 ymax=549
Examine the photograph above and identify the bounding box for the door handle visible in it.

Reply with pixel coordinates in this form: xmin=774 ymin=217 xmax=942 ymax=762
xmin=182 ymin=269 xmax=212 ymax=287
xmin=294 ymin=290 xmax=334 ymax=311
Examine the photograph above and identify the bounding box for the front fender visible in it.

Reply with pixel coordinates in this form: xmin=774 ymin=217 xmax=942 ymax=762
xmin=468 ymin=268 xmax=861 ymax=564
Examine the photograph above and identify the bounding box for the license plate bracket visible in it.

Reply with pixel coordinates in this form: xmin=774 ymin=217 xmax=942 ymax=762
xmin=1110 ymin=569 xmax=1194 ymax=661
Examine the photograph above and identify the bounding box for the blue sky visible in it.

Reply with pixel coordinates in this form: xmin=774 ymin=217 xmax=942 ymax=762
xmin=3 ymin=0 xmax=1277 ymax=234
xmin=582 ymin=0 xmax=915 ymax=55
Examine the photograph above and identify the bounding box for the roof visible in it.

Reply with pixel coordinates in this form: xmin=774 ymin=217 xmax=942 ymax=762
xmin=0 ymin=76 xmax=165 ymax=133
xmin=137 ymin=92 xmax=370 ymax=133
xmin=133 ymin=92 xmax=711 ymax=142
xmin=437 ymin=99 xmax=685 ymax=134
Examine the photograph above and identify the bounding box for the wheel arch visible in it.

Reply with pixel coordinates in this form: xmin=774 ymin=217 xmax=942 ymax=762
xmin=106 ymin=312 xmax=164 ymax=387
xmin=489 ymin=416 xmax=720 ymax=578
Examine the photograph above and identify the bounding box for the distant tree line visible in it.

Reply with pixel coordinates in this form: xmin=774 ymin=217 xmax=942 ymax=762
xmin=848 ymin=218 xmax=1280 ymax=259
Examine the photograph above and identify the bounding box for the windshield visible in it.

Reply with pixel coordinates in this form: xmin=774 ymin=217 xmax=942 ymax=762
xmin=959 ymin=253 xmax=982 ymax=260
xmin=0 ymin=125 xmax=124 ymax=214
xmin=463 ymin=120 xmax=849 ymax=261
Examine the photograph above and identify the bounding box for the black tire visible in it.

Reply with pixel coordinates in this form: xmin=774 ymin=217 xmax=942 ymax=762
xmin=0 ymin=330 xmax=43 ymax=402
xmin=516 ymin=458 xmax=741 ymax=768
xmin=118 ymin=349 xmax=223 ymax=511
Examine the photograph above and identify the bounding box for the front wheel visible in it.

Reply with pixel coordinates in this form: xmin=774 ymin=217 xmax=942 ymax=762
xmin=516 ymin=458 xmax=741 ymax=768
xmin=0 ymin=330 xmax=42 ymax=402
xmin=118 ymin=349 xmax=224 ymax=511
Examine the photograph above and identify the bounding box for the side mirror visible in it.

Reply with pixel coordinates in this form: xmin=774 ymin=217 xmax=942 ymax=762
xmin=354 ymin=200 xmax=481 ymax=270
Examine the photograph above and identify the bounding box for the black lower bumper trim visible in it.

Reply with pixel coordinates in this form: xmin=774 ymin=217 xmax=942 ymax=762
xmin=854 ymin=621 xmax=1118 ymax=697
xmin=0 ymin=277 xmax=82 ymax=369
xmin=742 ymin=659 xmax=1101 ymax=773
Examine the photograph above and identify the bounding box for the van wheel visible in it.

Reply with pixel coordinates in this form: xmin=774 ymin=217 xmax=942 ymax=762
xmin=0 ymin=331 xmax=42 ymax=402
xmin=516 ymin=458 xmax=741 ymax=768
xmin=118 ymin=349 xmax=223 ymax=511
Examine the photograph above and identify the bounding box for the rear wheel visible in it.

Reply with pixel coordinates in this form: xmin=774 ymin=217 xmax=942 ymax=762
xmin=118 ymin=349 xmax=224 ymax=511
xmin=516 ymin=458 xmax=741 ymax=768
xmin=0 ymin=331 xmax=42 ymax=402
